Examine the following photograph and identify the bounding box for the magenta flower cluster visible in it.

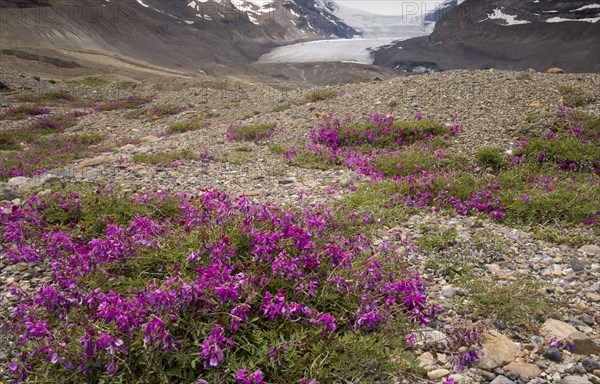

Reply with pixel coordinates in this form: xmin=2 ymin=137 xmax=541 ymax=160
xmin=1 ymin=189 xmax=439 ymax=382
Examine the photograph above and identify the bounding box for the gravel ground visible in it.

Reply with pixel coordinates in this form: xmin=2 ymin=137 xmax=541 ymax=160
xmin=1 ymin=67 xmax=599 ymax=384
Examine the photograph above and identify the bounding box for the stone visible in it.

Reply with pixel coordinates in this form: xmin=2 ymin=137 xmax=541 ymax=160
xmin=579 ymin=245 xmax=600 ymax=255
xmin=76 ymin=156 xmax=114 ymax=169
xmin=543 ymin=347 xmax=563 ymax=363
xmin=582 ymin=359 xmax=600 ymax=373
xmin=139 ymin=135 xmax=160 ymax=143
xmin=503 ymin=362 xmax=542 ymax=378
xmin=563 ymin=376 xmax=592 ymax=384
xmin=120 ymin=144 xmax=136 ymax=150
xmin=418 ymin=352 xmax=435 ymax=370
xmin=442 ymin=285 xmax=457 ymax=299
xmin=580 ymin=315 xmax=595 ymax=326
xmin=476 ymin=330 xmax=518 ymax=370
xmin=480 ymin=370 xmax=497 ymax=381
xmin=449 ymin=374 xmax=466 ymax=384
xmin=571 ymin=259 xmax=591 ymax=272
xmin=541 ymin=319 xmax=578 ymax=339
xmin=547 ymin=67 xmax=566 ymax=74
xmin=427 ymin=368 xmax=450 ymax=380
xmin=494 ymin=319 xmax=508 ymax=330
xmin=0 ymin=182 xmax=19 ymax=201
xmin=569 ymin=332 xmax=600 ymax=356
xmin=8 ymin=176 xmax=29 ymax=186
xmin=542 ymin=319 xmax=600 ymax=355
xmin=529 ymin=101 xmax=541 ymax=108
xmin=490 ymin=376 xmax=515 ymax=384
xmin=589 ymin=374 xmax=600 ymax=384
xmin=586 ymin=292 xmax=600 ymax=302
xmin=504 ymin=371 xmax=518 ymax=381
xmin=236 ymin=190 xmax=261 ymax=197
xmin=413 ymin=328 xmax=448 ymax=345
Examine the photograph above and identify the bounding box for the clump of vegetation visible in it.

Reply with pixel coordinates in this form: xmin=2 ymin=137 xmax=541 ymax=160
xmin=66 ymin=77 xmax=110 ymax=87
xmin=305 ymin=88 xmax=340 ymax=103
xmin=18 ymin=90 xmax=73 ymax=103
xmin=132 ymin=149 xmax=197 ymax=166
xmin=167 ymin=121 xmax=206 ymax=134
xmin=0 ymin=134 xmax=105 ymax=180
xmin=2 ymin=188 xmax=438 ymax=383
xmin=516 ymin=73 xmax=533 ymax=81
xmin=475 ymin=146 xmax=507 ymax=171
xmin=457 ymin=273 xmax=561 ymax=324
xmin=1 ymin=105 xmax=51 ymax=120
xmin=148 ymin=103 xmax=189 ymax=118
xmin=226 ymin=123 xmax=277 ymax=142
xmin=94 ymin=96 xmax=151 ymax=112
xmin=417 ymin=225 xmax=458 ymax=251
xmin=558 ymin=85 xmax=595 ymax=108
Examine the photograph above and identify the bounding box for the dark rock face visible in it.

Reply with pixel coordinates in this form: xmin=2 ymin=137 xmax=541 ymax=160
xmin=374 ymin=0 xmax=600 ymax=73
xmin=424 ymin=0 xmax=458 ymax=23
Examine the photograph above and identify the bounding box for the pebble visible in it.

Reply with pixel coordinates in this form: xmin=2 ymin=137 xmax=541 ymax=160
xmin=563 ymin=376 xmax=593 ymax=384
xmin=490 ymin=376 xmax=515 ymax=384
xmin=427 ymin=369 xmax=450 ymax=380
xmin=1 ymin=68 xmax=600 ymax=384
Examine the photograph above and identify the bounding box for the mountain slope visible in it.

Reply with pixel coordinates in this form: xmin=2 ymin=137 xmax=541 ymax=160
xmin=374 ymin=0 xmax=600 ymax=73
xmin=0 ymin=0 xmax=359 ymax=73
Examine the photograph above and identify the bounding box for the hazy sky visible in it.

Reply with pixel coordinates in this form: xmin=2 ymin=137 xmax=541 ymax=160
xmin=335 ymin=1 xmax=450 ymax=16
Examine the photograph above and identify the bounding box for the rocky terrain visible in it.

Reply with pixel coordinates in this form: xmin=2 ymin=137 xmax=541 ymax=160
xmin=0 ymin=66 xmax=599 ymax=383
xmin=374 ymin=0 xmax=600 ymax=73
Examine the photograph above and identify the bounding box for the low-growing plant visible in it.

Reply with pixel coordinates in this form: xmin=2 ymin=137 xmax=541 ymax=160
xmin=475 ymin=146 xmax=507 ymax=171
xmin=516 ymin=73 xmax=533 ymax=81
xmin=132 ymin=149 xmax=197 ymax=166
xmin=2 ymin=189 xmax=439 ymax=383
xmin=558 ymin=85 xmax=595 ymax=108
xmin=226 ymin=123 xmax=277 ymax=142
xmin=305 ymin=88 xmax=340 ymax=103
xmin=167 ymin=121 xmax=206 ymax=134
xmin=66 ymin=77 xmax=110 ymax=87
xmin=17 ymin=90 xmax=73 ymax=103
xmin=417 ymin=225 xmax=458 ymax=251
xmin=0 ymin=134 xmax=105 ymax=180
xmin=1 ymin=105 xmax=51 ymax=120
xmin=149 ymin=103 xmax=189 ymax=118
xmin=217 ymin=150 xmax=254 ymax=165
xmin=456 ymin=273 xmax=561 ymax=324
xmin=94 ymin=96 xmax=151 ymax=112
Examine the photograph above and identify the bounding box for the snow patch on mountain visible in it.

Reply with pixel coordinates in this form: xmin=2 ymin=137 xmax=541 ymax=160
xmin=483 ymin=9 xmax=531 ymax=25
xmin=547 ymin=16 xmax=600 ymax=22
xmin=571 ymin=4 xmax=600 ymax=11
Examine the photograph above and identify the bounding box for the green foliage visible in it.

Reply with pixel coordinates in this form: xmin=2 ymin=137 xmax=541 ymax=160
xmin=516 ymin=73 xmax=533 ymax=81
xmin=373 ymin=147 xmax=443 ymax=177
xmin=516 ymin=137 xmax=599 ymax=172
xmin=0 ymin=129 xmax=34 ymax=150
xmin=167 ymin=121 xmax=205 ymax=134
xmin=227 ymin=124 xmax=275 ymax=142
xmin=217 ymin=150 xmax=254 ymax=165
xmin=66 ymin=77 xmax=110 ymax=86
xmin=338 ymin=119 xmax=449 ymax=151
xmin=18 ymin=90 xmax=73 ymax=103
xmin=335 ymin=182 xmax=417 ymax=228
xmin=457 ymin=273 xmax=561 ymax=324
xmin=558 ymin=85 xmax=595 ymax=108
xmin=290 ymin=151 xmax=342 ymax=171
xmin=305 ymin=89 xmax=339 ymax=103
xmin=498 ymin=164 xmax=600 ymax=229
xmin=132 ymin=150 xmax=197 ymax=165
xmin=475 ymin=146 xmax=507 ymax=171
xmin=416 ymin=225 xmax=458 ymax=251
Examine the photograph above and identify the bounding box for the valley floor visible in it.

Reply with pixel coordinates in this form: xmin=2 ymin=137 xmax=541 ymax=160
xmin=1 ymin=67 xmax=599 ymax=383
